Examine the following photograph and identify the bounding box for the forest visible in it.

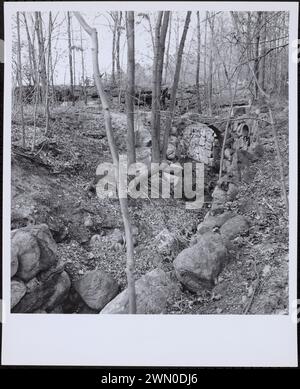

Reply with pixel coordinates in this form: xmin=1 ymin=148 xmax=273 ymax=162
xmin=10 ymin=10 xmax=289 ymax=315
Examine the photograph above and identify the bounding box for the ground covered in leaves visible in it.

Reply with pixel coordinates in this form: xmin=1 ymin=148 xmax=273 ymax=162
xmin=11 ymin=99 xmax=289 ymax=314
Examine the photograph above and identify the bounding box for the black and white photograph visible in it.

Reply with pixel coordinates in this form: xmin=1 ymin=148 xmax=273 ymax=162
xmin=2 ymin=1 xmax=298 ymax=367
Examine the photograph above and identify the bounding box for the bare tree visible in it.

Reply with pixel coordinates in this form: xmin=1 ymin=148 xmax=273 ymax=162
xmin=109 ymin=11 xmax=118 ymax=85
xmin=80 ymin=26 xmax=87 ymax=104
xmin=254 ymin=12 xmax=262 ymax=99
xmin=74 ymin=12 xmax=137 ymax=314
xmin=162 ymin=11 xmax=191 ymax=159
xmin=196 ymin=11 xmax=202 ymax=113
xmin=16 ymin=12 xmax=26 ymax=148
xmin=151 ymin=11 xmax=170 ymax=162
xmin=45 ymin=12 xmax=52 ymax=135
xmin=207 ymin=11 xmax=215 ymax=115
xmin=67 ymin=12 xmax=74 ymax=104
xmin=259 ymin=12 xmax=267 ymax=92
xmin=35 ymin=12 xmax=47 ymax=103
xmin=125 ymin=11 xmax=136 ymax=166
xmin=163 ymin=12 xmax=172 ymax=85
xmin=116 ymin=11 xmax=123 ymax=84
xmin=23 ymin=13 xmax=37 ymax=87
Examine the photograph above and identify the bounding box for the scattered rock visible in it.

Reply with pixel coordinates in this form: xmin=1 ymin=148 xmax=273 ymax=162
xmin=227 ymin=183 xmax=239 ymax=200
xmin=197 ymin=211 xmax=233 ymax=234
xmin=166 ymin=143 xmax=176 ymax=160
xmin=90 ymin=234 xmax=102 ymax=247
xmin=12 ymin=230 xmax=41 ymax=281
xmin=26 ymin=224 xmax=58 ymax=271
xmin=12 ymin=262 xmax=65 ymax=313
xmin=84 ymin=214 xmax=93 ymax=228
xmin=173 ymin=232 xmax=228 ymax=292
xmin=11 ymin=279 xmax=26 ymax=308
xmin=154 ymin=228 xmax=177 ymax=254
xmin=11 ymin=244 xmax=19 ymax=277
xmin=220 ymin=215 xmax=249 ymax=242
xmin=211 ymin=186 xmax=227 ymax=204
xmin=101 ymin=269 xmax=179 ymax=314
xmin=109 ymin=229 xmax=124 ymax=245
xmin=170 ymin=126 xmax=177 ymax=136
xmin=74 ymin=269 xmax=119 ymax=311
xmin=12 ymin=224 xmax=58 ymax=282
xmin=43 ymin=271 xmax=71 ymax=312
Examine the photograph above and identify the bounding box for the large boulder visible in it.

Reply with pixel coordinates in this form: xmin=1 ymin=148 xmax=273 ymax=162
xmin=11 ymin=230 xmax=41 ymax=281
xmin=11 ymin=279 xmax=26 ymax=308
xmin=12 ymin=224 xmax=57 ymax=281
xmin=100 ymin=268 xmax=179 ymax=314
xmin=220 ymin=215 xmax=249 ymax=242
xmin=182 ymin=123 xmax=215 ymax=165
xmin=74 ymin=269 xmax=120 ymax=311
xmin=173 ymin=232 xmax=228 ymax=292
xmin=12 ymin=261 xmax=66 ymax=313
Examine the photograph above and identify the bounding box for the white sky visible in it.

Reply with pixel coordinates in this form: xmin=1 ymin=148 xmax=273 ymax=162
xmin=16 ymin=11 xmax=224 ymax=85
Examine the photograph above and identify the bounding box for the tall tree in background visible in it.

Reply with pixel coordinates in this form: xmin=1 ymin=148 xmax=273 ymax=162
xmin=125 ymin=11 xmax=136 ymax=166
xmin=74 ymin=12 xmax=137 ymax=314
xmin=16 ymin=11 xmax=26 ymax=148
xmin=110 ymin=11 xmax=118 ymax=85
xmin=67 ymin=12 xmax=74 ymax=104
xmin=23 ymin=13 xmax=37 ymax=87
xmin=163 ymin=12 xmax=172 ymax=85
xmin=80 ymin=26 xmax=87 ymax=104
xmin=254 ymin=12 xmax=262 ymax=100
xmin=196 ymin=11 xmax=202 ymax=113
xmin=162 ymin=11 xmax=191 ymax=159
xmin=207 ymin=11 xmax=214 ymax=115
xmin=259 ymin=12 xmax=267 ymax=92
xmin=116 ymin=11 xmax=123 ymax=84
xmin=151 ymin=11 xmax=170 ymax=162
xmin=35 ymin=12 xmax=47 ymax=103
xmin=45 ymin=12 xmax=52 ymax=135
xmin=203 ymin=12 xmax=208 ymax=105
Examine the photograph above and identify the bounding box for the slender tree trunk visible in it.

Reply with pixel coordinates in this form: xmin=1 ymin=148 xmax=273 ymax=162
xmin=196 ymin=11 xmax=201 ymax=113
xmin=162 ymin=11 xmax=191 ymax=159
xmin=207 ymin=12 xmax=214 ymax=116
xmin=67 ymin=12 xmax=74 ymax=104
xmin=16 ymin=12 xmax=26 ymax=148
xmin=163 ymin=12 xmax=172 ymax=85
xmin=35 ymin=12 xmax=47 ymax=103
xmin=126 ymin=11 xmax=136 ymax=166
xmin=259 ymin=12 xmax=267 ymax=92
xmin=32 ymin=58 xmax=40 ymax=151
xmin=23 ymin=13 xmax=36 ymax=86
xmin=254 ymin=12 xmax=262 ymax=100
xmin=80 ymin=26 xmax=87 ymax=104
xmin=151 ymin=11 xmax=163 ymax=162
xmin=204 ymin=13 xmax=208 ymax=105
xmin=116 ymin=11 xmax=122 ymax=84
xmin=74 ymin=12 xmax=137 ymax=314
xmin=45 ymin=12 xmax=52 ymax=135
xmin=111 ymin=12 xmax=118 ymax=85
xmin=151 ymin=11 xmax=170 ymax=162
xmin=72 ymin=24 xmax=76 ymax=88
